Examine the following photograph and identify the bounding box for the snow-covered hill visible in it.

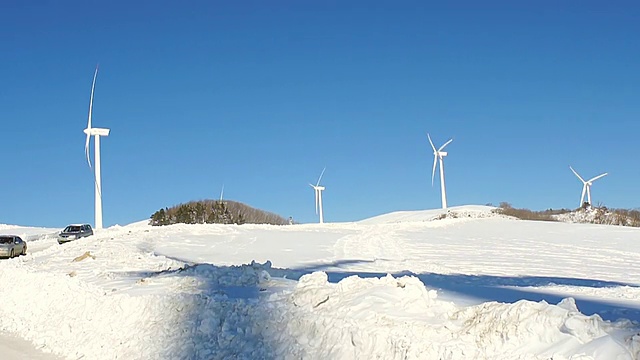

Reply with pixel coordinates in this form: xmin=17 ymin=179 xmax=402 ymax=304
xmin=358 ymin=204 xmax=501 ymax=224
xmin=1 ymin=208 xmax=639 ymax=359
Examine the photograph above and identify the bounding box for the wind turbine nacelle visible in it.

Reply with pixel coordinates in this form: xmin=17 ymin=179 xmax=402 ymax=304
xmin=85 ymin=128 xmax=111 ymax=137
xmin=438 ymin=151 xmax=448 ymax=157
xmin=315 ymin=186 xmax=325 ymax=191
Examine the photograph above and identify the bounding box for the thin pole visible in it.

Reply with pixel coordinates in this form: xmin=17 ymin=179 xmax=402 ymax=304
xmin=94 ymin=135 xmax=103 ymax=229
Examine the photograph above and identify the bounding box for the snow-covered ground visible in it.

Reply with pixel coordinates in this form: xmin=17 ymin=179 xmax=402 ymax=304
xmin=0 ymin=206 xmax=639 ymax=359
xmin=0 ymin=333 xmax=62 ymax=360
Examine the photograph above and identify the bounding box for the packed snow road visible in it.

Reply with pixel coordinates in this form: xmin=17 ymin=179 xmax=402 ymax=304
xmin=0 ymin=206 xmax=639 ymax=359
xmin=0 ymin=333 xmax=62 ymax=360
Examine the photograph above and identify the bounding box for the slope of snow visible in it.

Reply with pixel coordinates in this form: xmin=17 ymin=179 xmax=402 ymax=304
xmin=358 ymin=205 xmax=500 ymax=224
xmin=1 ymin=209 xmax=639 ymax=359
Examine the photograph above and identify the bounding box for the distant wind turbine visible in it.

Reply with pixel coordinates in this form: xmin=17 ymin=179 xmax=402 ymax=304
xmin=428 ymin=133 xmax=453 ymax=209
xmin=569 ymin=166 xmax=607 ymax=207
xmin=84 ymin=65 xmax=111 ymax=229
xmin=310 ymin=167 xmax=326 ymax=224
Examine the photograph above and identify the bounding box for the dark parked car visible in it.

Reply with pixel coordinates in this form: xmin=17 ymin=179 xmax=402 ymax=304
xmin=58 ymin=224 xmax=94 ymax=244
xmin=0 ymin=235 xmax=27 ymax=258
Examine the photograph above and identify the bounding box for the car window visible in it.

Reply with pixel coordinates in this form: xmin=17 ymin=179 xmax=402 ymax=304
xmin=0 ymin=237 xmax=12 ymax=244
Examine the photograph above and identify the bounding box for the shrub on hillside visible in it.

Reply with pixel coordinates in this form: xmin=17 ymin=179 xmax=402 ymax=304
xmin=496 ymin=202 xmax=571 ymax=222
xmin=586 ymin=206 xmax=640 ymax=227
xmin=150 ymin=200 xmax=288 ymax=226
xmin=497 ymin=201 xmax=640 ymax=228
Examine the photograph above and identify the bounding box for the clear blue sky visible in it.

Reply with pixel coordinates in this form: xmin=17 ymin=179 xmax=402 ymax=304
xmin=1 ymin=1 xmax=639 ymax=227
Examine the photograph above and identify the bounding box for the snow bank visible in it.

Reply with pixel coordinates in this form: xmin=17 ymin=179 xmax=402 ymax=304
xmin=269 ymin=272 xmax=639 ymax=360
xmin=0 ymin=256 xmax=638 ymax=359
xmin=0 ymin=259 xmax=281 ymax=359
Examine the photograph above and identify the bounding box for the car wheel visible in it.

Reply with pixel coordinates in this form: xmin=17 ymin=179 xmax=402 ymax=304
xmin=22 ymin=247 xmax=27 ymax=256
xmin=9 ymin=249 xmax=14 ymax=258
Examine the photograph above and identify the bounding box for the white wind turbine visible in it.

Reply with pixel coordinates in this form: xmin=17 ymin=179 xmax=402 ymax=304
xmin=569 ymin=166 xmax=607 ymax=207
xmin=310 ymin=167 xmax=326 ymax=224
xmin=84 ymin=65 xmax=111 ymax=229
xmin=428 ymin=134 xmax=453 ymax=209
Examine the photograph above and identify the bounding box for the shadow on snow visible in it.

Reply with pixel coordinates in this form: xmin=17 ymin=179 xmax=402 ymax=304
xmin=121 ymin=258 xmax=282 ymax=360
xmin=121 ymin=255 xmax=639 ymax=359
xmin=282 ymin=259 xmax=640 ymax=323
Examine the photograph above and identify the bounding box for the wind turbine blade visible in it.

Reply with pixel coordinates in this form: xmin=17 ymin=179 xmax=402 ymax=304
xmin=431 ymin=154 xmax=437 ymax=186
xmin=85 ymin=134 xmax=92 ymax=168
xmin=220 ymin=184 xmax=224 ymax=201
xmin=316 ymin=167 xmax=326 ymax=186
xmin=569 ymin=166 xmax=586 ymax=183
xmin=580 ymin=184 xmax=587 ymax=206
xmin=315 ymin=189 xmax=319 ymax=214
xmin=84 ymin=65 xmax=98 ymax=169
xmin=88 ymin=65 xmax=98 ymax=131
xmin=587 ymin=173 xmax=608 ymax=183
xmin=427 ymin=133 xmax=436 ymax=152
xmin=438 ymin=138 xmax=453 ymax=151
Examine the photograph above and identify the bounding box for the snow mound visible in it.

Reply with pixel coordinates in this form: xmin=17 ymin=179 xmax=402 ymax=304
xmin=271 ymin=272 xmax=639 ymax=360
xmin=1 ymin=256 xmax=638 ymax=359
xmin=0 ymin=259 xmax=279 ymax=359
xmin=358 ymin=205 xmax=499 ymax=224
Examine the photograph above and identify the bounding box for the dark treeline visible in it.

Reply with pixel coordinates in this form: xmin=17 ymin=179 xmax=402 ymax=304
xmin=150 ymin=199 xmax=289 ymax=226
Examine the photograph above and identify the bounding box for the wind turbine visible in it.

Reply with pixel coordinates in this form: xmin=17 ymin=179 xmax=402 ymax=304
xmin=569 ymin=166 xmax=607 ymax=207
xmin=428 ymin=133 xmax=453 ymax=209
xmin=84 ymin=65 xmax=111 ymax=229
xmin=310 ymin=167 xmax=326 ymax=224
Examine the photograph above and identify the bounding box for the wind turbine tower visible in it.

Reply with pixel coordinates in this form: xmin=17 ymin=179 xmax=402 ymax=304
xmin=310 ymin=167 xmax=326 ymax=224
xmin=84 ymin=65 xmax=111 ymax=229
xmin=428 ymin=134 xmax=453 ymax=209
xmin=569 ymin=166 xmax=607 ymax=207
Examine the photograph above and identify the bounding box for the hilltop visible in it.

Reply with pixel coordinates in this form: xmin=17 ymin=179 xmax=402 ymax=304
xmin=149 ymin=199 xmax=289 ymax=226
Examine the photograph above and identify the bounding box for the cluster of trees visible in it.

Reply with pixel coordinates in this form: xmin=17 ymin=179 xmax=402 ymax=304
xmin=495 ymin=202 xmax=571 ymax=222
xmin=150 ymin=199 xmax=289 ymax=226
xmin=495 ymin=202 xmax=640 ymax=227
xmin=589 ymin=206 xmax=640 ymax=227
